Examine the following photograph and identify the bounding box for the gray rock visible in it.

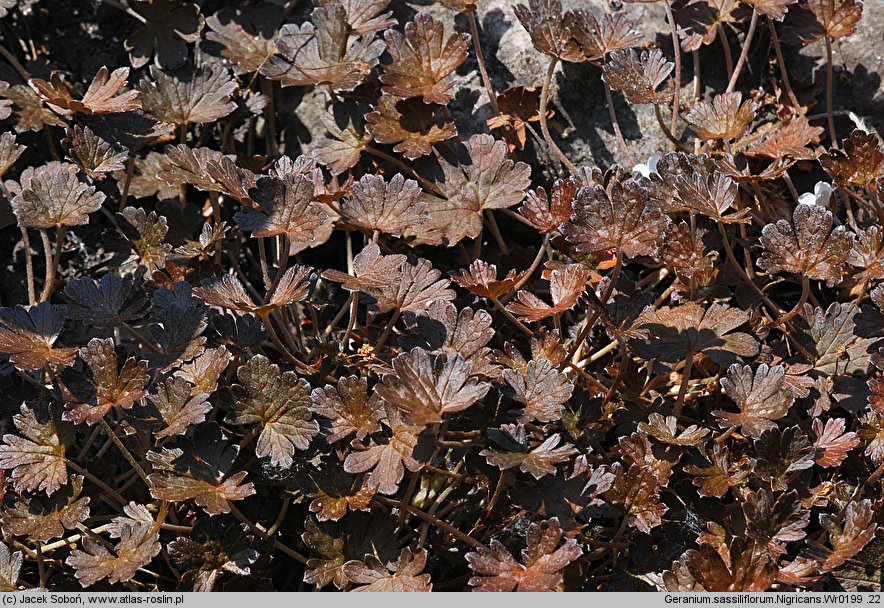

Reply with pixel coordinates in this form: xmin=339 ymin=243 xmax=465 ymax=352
xmin=782 ymin=0 xmax=884 ymax=140
xmin=418 ymin=0 xmax=686 ymax=172
xmin=281 ymin=0 xmax=883 ymax=175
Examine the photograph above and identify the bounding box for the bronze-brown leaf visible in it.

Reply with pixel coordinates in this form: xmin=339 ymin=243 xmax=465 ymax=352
xmin=562 ymin=178 xmax=668 ymax=259
xmin=379 ymin=12 xmax=470 ymax=104
xmin=686 ymin=92 xmax=757 ymax=141
xmin=466 ymin=519 xmax=582 ymax=591
xmin=713 ymin=364 xmax=794 ymax=438
xmin=758 ymin=203 xmax=851 ymax=285
xmin=375 ymin=348 xmax=490 ymax=426
xmin=29 ymin=67 xmax=140 ymax=116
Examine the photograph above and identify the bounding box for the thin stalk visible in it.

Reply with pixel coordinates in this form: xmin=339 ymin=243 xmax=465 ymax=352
xmin=654 ymin=103 xmax=690 ymax=152
xmin=484 ymin=210 xmax=509 ymax=255
xmin=228 ymin=504 xmax=307 ymax=564
xmin=467 ymin=10 xmax=500 ymax=115
xmin=662 ymin=0 xmax=682 ymax=140
xmin=261 ymin=312 xmax=314 ymax=374
xmin=101 ymin=0 xmax=147 ymax=23
xmin=266 ymin=495 xmax=292 ymax=537
xmin=767 ymin=18 xmax=802 ymax=113
xmin=539 ymin=56 xmax=578 ymax=175
xmin=305 ymin=302 xmax=324 ymax=345
xmin=718 ymin=24 xmax=735 ymax=79
xmin=418 ymin=460 xmax=466 ymax=549
xmin=20 ymin=228 xmax=34 ymax=305
xmin=563 ymin=250 xmax=622 ymax=366
xmin=716 ymin=221 xmax=782 ymax=316
xmin=501 ymin=208 xmax=537 ymax=228
xmin=603 ymin=80 xmax=635 ymax=165
xmin=375 ymin=497 xmax=483 ymax=549
xmin=375 ymin=309 xmax=401 ymax=351
xmin=599 ymin=350 xmax=630 ymax=411
xmin=323 ymin=292 xmax=354 ymax=338
xmin=209 ymin=191 xmax=222 ymax=266
xmin=118 ymin=154 xmax=135 ymax=211
xmin=692 ymin=50 xmax=701 ymax=152
xmin=766 ymin=275 xmax=809 ymax=330
xmin=502 ymin=234 xmax=550 ymax=303
xmin=67 ymin=461 xmax=127 ymax=506
xmin=490 ymin=296 xmax=532 ymax=337
xmin=39 ymin=226 xmax=66 ymax=302
xmin=76 ymin=425 xmax=103 ymax=461
xmin=260 ymin=75 xmax=278 ymax=155
xmin=238 ymin=427 xmax=260 ymax=452
xmin=120 ymin=321 xmax=160 ymax=353
xmin=726 ymin=9 xmax=758 ymax=93
xmin=0 ymin=42 xmax=30 ymax=81
xmin=472 ymin=227 xmax=483 ymax=260
xmin=585 ymin=339 xmax=619 ymax=364
xmin=36 ymin=543 xmax=46 ymax=589
xmin=398 ymin=468 xmax=423 ymax=525
xmin=99 ymin=417 xmax=150 ymax=486
xmin=824 ymin=36 xmax=837 ymax=146
xmin=483 ymin=470 xmax=507 ymax=520
xmin=39 ymin=524 xmax=113 ymax=554
xmin=673 ymin=349 xmax=694 ymax=417
xmin=257 ymin=237 xmax=272 ymax=290
xmin=42 ymin=128 xmax=59 ymax=161
xmin=867 ymin=460 xmax=884 ymax=485
xmin=751 ymin=182 xmax=775 ymax=223
xmin=364 ymin=145 xmax=441 ymax=195
xmin=341 ymin=291 xmax=359 ymax=350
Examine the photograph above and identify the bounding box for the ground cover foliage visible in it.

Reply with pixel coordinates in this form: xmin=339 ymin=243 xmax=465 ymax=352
xmin=0 ymin=0 xmax=882 ymax=593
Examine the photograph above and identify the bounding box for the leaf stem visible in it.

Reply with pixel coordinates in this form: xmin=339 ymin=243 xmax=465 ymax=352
xmin=603 ymin=80 xmax=635 ymax=165
xmin=260 ymin=75 xmax=278 ymax=156
xmin=375 ymin=308 xmax=401 ymax=351
xmin=673 ymin=349 xmax=694 ymax=417
xmin=67 ymin=461 xmax=127 ymax=507
xmin=375 ymin=496 xmax=484 ymax=549
xmin=467 ymin=10 xmax=500 ymax=115
xmin=261 ymin=312 xmax=315 ymax=374
xmin=99 ymin=416 xmax=150 ymax=486
xmin=341 ymin=291 xmax=359 ymax=350
xmin=539 ymin=56 xmax=578 ymax=176
xmin=0 ymin=42 xmax=30 ymax=81
xmin=209 ymin=191 xmax=222 ymax=266
xmin=766 ymin=275 xmax=809 ymax=330
xmin=228 ymin=504 xmax=307 ymax=564
xmin=323 ymin=291 xmax=354 ymax=338
xmin=654 ymin=103 xmax=690 ymax=152
xmin=257 ymin=237 xmax=272 ymax=290
xmin=718 ymin=24 xmax=735 ymax=79
xmin=21 ymin=227 xmax=35 ymax=305
xmin=726 ymin=9 xmax=758 ymax=93
xmin=563 ymin=249 xmax=622 ymax=367
xmin=39 ymin=226 xmax=66 ymax=303
xmin=100 ymin=0 xmax=147 ymax=24
xmin=363 ymin=145 xmax=441 ymax=195
xmin=118 ymin=154 xmax=135 ymax=212
xmin=662 ymin=0 xmax=682 ymax=141
xmin=501 ymin=234 xmax=550 ymax=303
xmin=716 ymin=220 xmax=782 ymax=316
xmin=491 ymin=296 xmax=533 ymax=337
xmin=767 ymin=18 xmax=802 ymax=114
xmin=484 ymin=210 xmax=509 ymax=255
xmin=824 ymin=36 xmax=837 ymax=147
xmin=39 ymin=524 xmax=113 ymax=554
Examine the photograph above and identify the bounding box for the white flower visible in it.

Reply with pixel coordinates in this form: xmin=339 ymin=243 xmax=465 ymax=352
xmin=632 ymin=154 xmax=661 ymax=178
xmin=798 ymin=181 xmax=834 ymax=207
